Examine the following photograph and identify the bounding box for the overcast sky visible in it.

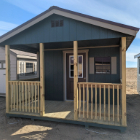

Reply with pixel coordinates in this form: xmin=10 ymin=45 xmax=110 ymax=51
xmin=0 ymin=0 xmax=140 ymax=67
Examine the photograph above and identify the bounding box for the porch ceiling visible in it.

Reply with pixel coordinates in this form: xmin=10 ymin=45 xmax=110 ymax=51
xmin=5 ymin=38 xmax=126 ymax=53
xmin=6 ymin=37 xmax=132 ymax=53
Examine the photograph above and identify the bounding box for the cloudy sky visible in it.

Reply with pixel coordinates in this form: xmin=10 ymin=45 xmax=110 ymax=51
xmin=0 ymin=0 xmax=140 ymax=67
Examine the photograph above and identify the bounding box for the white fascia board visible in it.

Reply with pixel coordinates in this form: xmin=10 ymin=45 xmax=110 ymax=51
xmin=134 ymin=53 xmax=140 ymax=59
xmin=17 ymin=55 xmax=37 ymax=60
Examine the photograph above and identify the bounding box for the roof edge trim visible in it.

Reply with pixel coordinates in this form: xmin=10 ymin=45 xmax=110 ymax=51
xmin=0 ymin=6 xmax=139 ymax=43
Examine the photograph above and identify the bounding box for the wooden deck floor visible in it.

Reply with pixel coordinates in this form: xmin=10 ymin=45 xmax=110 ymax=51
xmin=9 ymin=100 xmax=122 ymax=126
xmin=44 ymin=101 xmax=122 ymax=126
xmin=44 ymin=101 xmax=74 ymax=120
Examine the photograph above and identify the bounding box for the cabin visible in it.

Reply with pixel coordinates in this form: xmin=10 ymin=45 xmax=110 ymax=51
xmin=0 ymin=6 xmax=139 ymax=132
xmin=0 ymin=47 xmax=38 ymax=97
xmin=134 ymin=54 xmax=140 ymax=94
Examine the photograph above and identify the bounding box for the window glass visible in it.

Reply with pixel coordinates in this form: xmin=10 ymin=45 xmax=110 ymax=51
xmin=26 ymin=63 xmax=33 ymax=68
xmin=3 ymin=63 xmax=6 ymax=68
xmin=70 ymin=56 xmax=74 ymax=64
xmin=78 ymin=56 xmax=82 ymax=71
xmin=95 ymin=57 xmax=111 ymax=74
xmin=26 ymin=63 xmax=33 ymax=73
xmin=69 ymin=55 xmax=83 ymax=78
xmin=71 ymin=71 xmax=74 ymax=77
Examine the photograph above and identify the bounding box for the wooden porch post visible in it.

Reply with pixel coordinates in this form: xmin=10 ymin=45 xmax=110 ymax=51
xmin=40 ymin=43 xmax=45 ymax=116
xmin=5 ymin=45 xmax=10 ymax=113
xmin=73 ymin=41 xmax=78 ymax=120
xmin=121 ymin=37 xmax=127 ymax=126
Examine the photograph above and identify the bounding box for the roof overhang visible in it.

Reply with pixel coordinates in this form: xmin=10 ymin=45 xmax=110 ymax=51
xmin=134 ymin=53 xmax=140 ymax=59
xmin=17 ymin=55 xmax=37 ymax=60
xmin=0 ymin=6 xmax=139 ymax=44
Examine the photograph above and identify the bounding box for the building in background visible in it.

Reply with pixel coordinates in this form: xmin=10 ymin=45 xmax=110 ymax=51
xmin=134 ymin=53 xmax=140 ymax=94
xmin=0 ymin=47 xmax=38 ymax=96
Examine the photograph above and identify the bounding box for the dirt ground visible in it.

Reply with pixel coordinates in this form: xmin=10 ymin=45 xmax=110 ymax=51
xmin=0 ymin=68 xmax=139 ymax=140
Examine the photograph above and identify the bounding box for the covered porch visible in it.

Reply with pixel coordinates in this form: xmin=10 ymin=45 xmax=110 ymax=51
xmin=1 ymin=6 xmax=137 ymax=132
xmin=5 ymin=37 xmax=127 ymax=132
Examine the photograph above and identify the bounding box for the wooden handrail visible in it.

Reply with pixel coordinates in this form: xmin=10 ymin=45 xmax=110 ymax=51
xmin=77 ymin=82 xmax=122 ymax=89
xmin=78 ymin=82 xmax=122 ymax=86
xmin=9 ymin=81 xmax=40 ymax=83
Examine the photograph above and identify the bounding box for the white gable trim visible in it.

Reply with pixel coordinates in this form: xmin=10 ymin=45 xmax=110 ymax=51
xmin=0 ymin=9 xmax=137 ymax=43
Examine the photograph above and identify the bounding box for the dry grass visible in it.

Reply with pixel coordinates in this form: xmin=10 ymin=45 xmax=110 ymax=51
xmin=126 ymin=68 xmax=137 ymax=94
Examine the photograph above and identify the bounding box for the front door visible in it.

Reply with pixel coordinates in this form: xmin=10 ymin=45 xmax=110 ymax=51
xmin=66 ymin=53 xmax=86 ymax=100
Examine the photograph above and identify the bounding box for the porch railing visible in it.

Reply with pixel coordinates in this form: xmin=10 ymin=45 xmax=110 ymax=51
xmin=77 ymin=82 xmax=122 ymax=125
xmin=9 ymin=81 xmax=40 ymax=115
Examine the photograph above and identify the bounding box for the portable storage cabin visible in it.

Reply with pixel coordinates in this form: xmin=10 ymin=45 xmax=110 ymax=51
xmin=0 ymin=6 xmax=139 ymax=132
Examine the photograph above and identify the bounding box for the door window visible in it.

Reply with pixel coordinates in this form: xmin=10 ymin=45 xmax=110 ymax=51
xmin=69 ymin=55 xmax=83 ymax=78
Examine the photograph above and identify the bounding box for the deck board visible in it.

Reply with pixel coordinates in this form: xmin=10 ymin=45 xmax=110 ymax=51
xmin=10 ymin=100 xmax=122 ymax=126
xmin=44 ymin=101 xmax=121 ymax=126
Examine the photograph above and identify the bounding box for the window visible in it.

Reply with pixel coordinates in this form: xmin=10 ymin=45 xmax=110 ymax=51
xmin=26 ymin=63 xmax=33 ymax=68
xmin=51 ymin=20 xmax=64 ymax=27
xmin=26 ymin=63 xmax=33 ymax=73
xmin=95 ymin=57 xmax=111 ymax=74
xmin=69 ymin=55 xmax=83 ymax=78
xmin=0 ymin=61 xmax=6 ymax=69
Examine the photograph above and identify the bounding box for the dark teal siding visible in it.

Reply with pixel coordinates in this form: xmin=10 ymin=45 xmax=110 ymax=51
xmin=44 ymin=47 xmax=120 ymax=102
xmin=88 ymin=47 xmax=120 ymax=104
xmin=2 ymin=14 xmax=126 ymax=45
xmin=44 ymin=50 xmax=63 ymax=101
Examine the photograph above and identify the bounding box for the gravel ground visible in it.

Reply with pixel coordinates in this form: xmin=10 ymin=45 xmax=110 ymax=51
xmin=0 ymin=68 xmax=139 ymax=140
